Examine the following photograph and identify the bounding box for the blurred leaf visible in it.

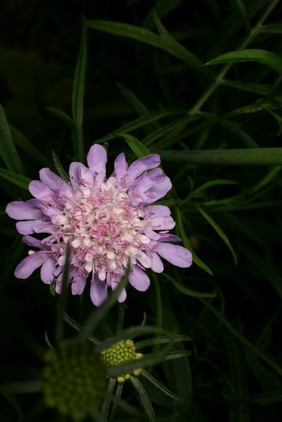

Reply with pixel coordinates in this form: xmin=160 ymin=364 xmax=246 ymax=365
xmin=247 ymin=388 xmax=282 ymax=405
xmin=46 ymin=107 xmax=74 ymax=128
xmin=206 ymin=49 xmax=282 ymax=75
xmin=116 ymin=83 xmax=150 ymax=116
xmin=72 ymin=16 xmax=87 ymax=161
xmin=10 ymin=125 xmax=51 ymax=167
xmin=229 ymin=0 xmax=251 ymax=33
xmin=261 ymin=23 xmax=282 ymax=34
xmin=0 ymin=168 xmax=30 ymax=190
xmin=0 ymin=104 xmax=23 ymax=173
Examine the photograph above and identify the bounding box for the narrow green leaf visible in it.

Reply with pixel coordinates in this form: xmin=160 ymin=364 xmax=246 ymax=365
xmin=206 ymin=49 xmax=282 ymax=75
xmin=142 ymin=370 xmax=182 ymax=402
xmin=0 ymin=168 xmax=30 ymax=190
xmin=46 ymin=107 xmax=75 ymax=128
xmin=163 ymin=350 xmax=192 ymax=360
xmin=263 ymin=106 xmax=282 ymax=134
xmin=86 ymin=19 xmax=211 ymax=77
xmin=0 ymin=104 xmax=23 ymax=173
xmin=96 ymin=110 xmax=186 ymax=144
xmin=116 ymin=83 xmax=150 ymax=116
xmin=197 ymin=207 xmax=237 ymax=265
xmin=246 ymin=166 xmax=282 ymax=194
xmin=100 ymin=377 xmax=116 ymax=419
xmin=162 ymin=272 xmax=216 ymax=298
xmin=52 ymin=151 xmax=69 ymax=182
xmin=160 ymin=148 xmax=282 ymax=165
xmin=135 ymin=335 xmax=192 ymax=350
xmin=117 ymin=133 xmax=151 ymax=158
xmin=130 ymin=377 xmax=155 ymax=422
xmin=143 ymin=116 xmax=195 ymax=147
xmin=221 ymin=79 xmax=271 ymax=95
xmin=72 ymin=16 xmax=87 ymax=161
xmin=176 ymin=207 xmax=213 ymax=275
xmin=188 ymin=179 xmax=237 ymax=200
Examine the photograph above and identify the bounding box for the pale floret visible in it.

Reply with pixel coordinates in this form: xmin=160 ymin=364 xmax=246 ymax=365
xmin=6 ymin=144 xmax=192 ymax=306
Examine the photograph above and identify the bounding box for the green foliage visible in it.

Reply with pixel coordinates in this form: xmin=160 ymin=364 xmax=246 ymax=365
xmin=1 ymin=0 xmax=282 ymax=421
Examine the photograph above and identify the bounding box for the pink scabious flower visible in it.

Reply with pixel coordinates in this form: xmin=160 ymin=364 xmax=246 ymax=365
xmin=6 ymin=145 xmax=192 ymax=306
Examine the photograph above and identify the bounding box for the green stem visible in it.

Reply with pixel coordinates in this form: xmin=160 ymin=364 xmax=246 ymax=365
xmin=160 ymin=148 xmax=282 ymax=166
xmin=189 ymin=0 xmax=280 ymax=114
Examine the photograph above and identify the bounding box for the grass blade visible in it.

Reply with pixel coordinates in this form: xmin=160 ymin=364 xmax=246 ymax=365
xmin=206 ymin=49 xmax=282 ymax=75
xmin=86 ymin=19 xmax=211 ymax=77
xmin=197 ymin=207 xmax=237 ymax=265
xmin=0 ymin=104 xmax=23 ymax=173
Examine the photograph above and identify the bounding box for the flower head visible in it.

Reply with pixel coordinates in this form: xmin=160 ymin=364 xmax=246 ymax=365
xmin=101 ymin=338 xmax=143 ymax=383
xmin=6 ymin=144 xmax=192 ymax=305
xmin=43 ymin=339 xmax=107 ymax=419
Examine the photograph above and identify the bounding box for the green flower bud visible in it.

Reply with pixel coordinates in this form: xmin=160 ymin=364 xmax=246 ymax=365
xmin=101 ymin=339 xmax=143 ymax=383
xmin=43 ymin=339 xmax=107 ymax=420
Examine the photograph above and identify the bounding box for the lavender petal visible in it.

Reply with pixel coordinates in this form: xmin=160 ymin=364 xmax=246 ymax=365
xmin=39 ymin=168 xmax=69 ymax=193
xmin=69 ymin=162 xmax=93 ymax=189
xmin=29 ymin=180 xmax=53 ymax=200
xmin=87 ymin=144 xmax=107 ymax=177
xmin=71 ymin=274 xmax=87 ymax=295
xmin=40 ymin=258 xmax=56 ymax=284
xmin=155 ymin=243 xmax=192 ymax=268
xmin=129 ymin=265 xmax=150 ymax=291
xmin=6 ymin=201 xmax=42 ymax=220
xmin=14 ymin=252 xmax=46 ymax=279
xmin=90 ymin=275 xmax=108 ymax=306
xmin=128 ymin=154 xmax=160 ymax=181
xmin=113 ymin=152 xmax=128 ymax=181
xmin=150 ymin=252 xmax=164 ymax=273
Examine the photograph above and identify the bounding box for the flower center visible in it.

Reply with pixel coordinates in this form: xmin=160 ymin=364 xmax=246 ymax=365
xmin=101 ymin=339 xmax=143 ymax=383
xmin=54 ymin=177 xmax=150 ymax=281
